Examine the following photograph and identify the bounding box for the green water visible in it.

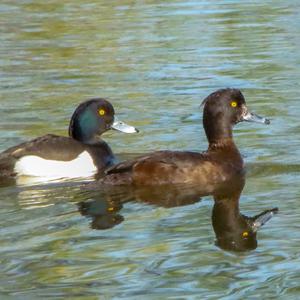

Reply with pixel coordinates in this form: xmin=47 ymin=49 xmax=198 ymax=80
xmin=1 ymin=0 xmax=300 ymax=298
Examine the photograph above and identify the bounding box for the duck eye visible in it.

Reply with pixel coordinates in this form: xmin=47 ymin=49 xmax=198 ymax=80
xmin=99 ymin=109 xmax=106 ymax=116
xmin=242 ymin=231 xmax=249 ymax=238
xmin=231 ymin=101 xmax=237 ymax=108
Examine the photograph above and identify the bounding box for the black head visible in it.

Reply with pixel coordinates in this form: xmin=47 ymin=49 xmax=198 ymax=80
xmin=69 ymin=98 xmax=138 ymax=144
xmin=202 ymin=88 xmax=269 ymax=144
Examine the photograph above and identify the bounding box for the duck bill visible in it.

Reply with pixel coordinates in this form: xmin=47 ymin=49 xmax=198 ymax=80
xmin=251 ymin=208 xmax=278 ymax=232
xmin=242 ymin=110 xmax=270 ymax=125
xmin=111 ymin=117 xmax=139 ymax=133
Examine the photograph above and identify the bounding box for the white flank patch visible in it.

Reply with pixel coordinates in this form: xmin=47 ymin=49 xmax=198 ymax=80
xmin=14 ymin=151 xmax=97 ymax=180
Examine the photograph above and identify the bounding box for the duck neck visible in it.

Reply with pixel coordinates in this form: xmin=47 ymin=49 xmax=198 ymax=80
xmin=203 ymin=117 xmax=234 ymax=148
xmin=68 ymin=108 xmax=104 ymax=145
xmin=69 ymin=128 xmax=100 ymax=145
xmin=212 ymin=196 xmax=241 ymax=234
xmin=208 ymin=138 xmax=238 ymax=152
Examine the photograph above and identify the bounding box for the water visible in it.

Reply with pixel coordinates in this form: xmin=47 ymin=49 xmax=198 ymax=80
xmin=1 ymin=0 xmax=300 ymax=298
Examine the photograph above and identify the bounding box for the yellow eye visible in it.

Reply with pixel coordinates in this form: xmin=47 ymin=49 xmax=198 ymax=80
xmin=242 ymin=231 xmax=249 ymax=238
xmin=99 ymin=109 xmax=106 ymax=116
xmin=231 ymin=101 xmax=237 ymax=108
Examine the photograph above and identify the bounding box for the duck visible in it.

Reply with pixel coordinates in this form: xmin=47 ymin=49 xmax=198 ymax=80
xmin=0 ymin=98 xmax=138 ymax=181
xmin=96 ymin=88 xmax=270 ymax=189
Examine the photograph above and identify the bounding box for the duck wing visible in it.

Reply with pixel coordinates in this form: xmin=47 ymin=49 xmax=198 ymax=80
xmin=0 ymin=135 xmax=86 ymax=177
xmin=1 ymin=134 xmax=85 ymax=161
xmin=103 ymin=150 xmax=207 ymax=185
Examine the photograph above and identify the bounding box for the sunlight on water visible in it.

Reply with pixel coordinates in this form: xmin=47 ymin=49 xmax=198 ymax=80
xmin=0 ymin=0 xmax=300 ymax=298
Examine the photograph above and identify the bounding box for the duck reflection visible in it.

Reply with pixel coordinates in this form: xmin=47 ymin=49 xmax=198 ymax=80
xmin=211 ymin=175 xmax=278 ymax=251
xmin=212 ymin=194 xmax=278 ymax=251
xmin=213 ymin=202 xmax=278 ymax=251
xmin=77 ymin=186 xmax=131 ymax=230
xmin=78 ymin=174 xmax=277 ymax=251
xmin=78 ymin=198 xmax=124 ymax=230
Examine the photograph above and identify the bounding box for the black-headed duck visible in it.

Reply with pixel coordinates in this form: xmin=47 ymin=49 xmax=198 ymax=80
xmin=0 ymin=98 xmax=138 ymax=181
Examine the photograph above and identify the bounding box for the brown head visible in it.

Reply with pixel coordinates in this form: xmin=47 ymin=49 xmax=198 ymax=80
xmin=202 ymin=88 xmax=270 ymax=145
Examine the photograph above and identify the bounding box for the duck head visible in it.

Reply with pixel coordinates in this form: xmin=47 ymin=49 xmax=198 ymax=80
xmin=69 ymin=98 xmax=138 ymax=144
xmin=202 ymin=88 xmax=270 ymax=145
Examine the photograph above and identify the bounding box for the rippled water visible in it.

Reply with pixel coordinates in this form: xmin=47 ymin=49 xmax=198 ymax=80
xmin=1 ymin=0 xmax=300 ymax=298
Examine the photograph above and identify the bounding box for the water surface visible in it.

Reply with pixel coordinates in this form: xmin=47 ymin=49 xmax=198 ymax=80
xmin=1 ymin=0 xmax=300 ymax=298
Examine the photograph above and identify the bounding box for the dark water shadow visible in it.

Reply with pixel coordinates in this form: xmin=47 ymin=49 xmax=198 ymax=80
xmin=78 ymin=172 xmax=278 ymax=252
